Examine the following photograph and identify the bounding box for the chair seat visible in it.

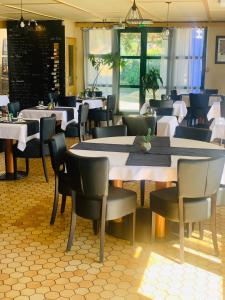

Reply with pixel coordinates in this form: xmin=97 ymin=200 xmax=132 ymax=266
xmin=150 ymin=187 xmax=211 ymax=222
xmin=58 ymin=172 xmax=71 ymax=196
xmin=13 ymin=139 xmax=49 ymax=158
xmin=106 ymin=186 xmax=136 ymax=220
xmin=76 ymin=186 xmax=136 ymax=221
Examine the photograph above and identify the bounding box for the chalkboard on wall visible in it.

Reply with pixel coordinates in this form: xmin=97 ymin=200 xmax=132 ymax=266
xmin=7 ymin=20 xmax=65 ymax=109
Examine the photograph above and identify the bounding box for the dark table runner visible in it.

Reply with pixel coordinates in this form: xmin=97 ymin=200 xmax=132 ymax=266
xmin=72 ymin=136 xmax=225 ymax=167
xmin=0 ymin=119 xmax=39 ymax=136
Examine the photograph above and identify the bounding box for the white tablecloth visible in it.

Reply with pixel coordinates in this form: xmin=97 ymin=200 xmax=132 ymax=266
xmin=21 ymin=107 xmax=71 ymax=130
xmin=70 ymin=136 xmax=225 ymax=183
xmin=0 ymin=95 xmax=9 ymax=106
xmin=0 ymin=122 xmax=39 ymax=151
xmin=181 ymin=94 xmax=222 ymax=107
xmin=157 ymin=116 xmax=179 ymax=137
xmin=210 ymin=117 xmax=225 ymax=141
xmin=81 ymin=99 xmax=103 ymax=109
xmin=207 ymin=102 xmax=221 ymax=120
xmin=172 ymin=101 xmax=187 ymax=123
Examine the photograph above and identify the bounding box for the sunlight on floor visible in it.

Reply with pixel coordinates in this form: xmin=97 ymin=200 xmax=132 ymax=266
xmin=137 ymin=252 xmax=223 ymax=300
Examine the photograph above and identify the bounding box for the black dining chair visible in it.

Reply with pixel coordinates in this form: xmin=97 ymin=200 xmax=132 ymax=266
xmin=49 ymin=133 xmax=71 ymax=225
xmin=122 ymin=115 xmax=157 ymax=206
xmin=174 ymin=126 xmax=212 ymax=142
xmin=204 ymin=89 xmax=218 ymax=95
xmin=90 ymin=95 xmax=116 ymax=127
xmin=170 ymin=95 xmax=181 ymax=102
xmin=155 ymin=107 xmax=174 ymax=116
xmin=92 ymin=125 xmax=127 ymax=139
xmin=63 ymin=96 xmax=77 ymax=107
xmin=65 ymin=153 xmax=137 ymax=262
xmin=150 ymin=157 xmax=224 ymax=263
xmin=188 ymin=93 xmax=209 ymax=127
xmin=8 ymin=101 xmax=20 ymax=117
xmin=13 ymin=116 xmax=56 ymax=182
xmin=159 ymin=100 xmax=173 ymax=108
xmin=149 ymin=99 xmax=160 ymax=108
xmin=65 ymin=103 xmax=89 ymax=141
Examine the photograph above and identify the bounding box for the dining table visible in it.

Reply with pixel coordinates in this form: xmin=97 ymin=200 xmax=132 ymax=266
xmin=0 ymin=95 xmax=9 ymax=107
xmin=0 ymin=118 xmax=39 ymax=180
xmin=181 ymin=94 xmax=223 ymax=107
xmin=70 ymin=136 xmax=225 ymax=239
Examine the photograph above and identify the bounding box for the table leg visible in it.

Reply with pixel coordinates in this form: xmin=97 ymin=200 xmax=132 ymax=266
xmin=112 ymin=180 xmax=123 ymax=188
xmin=154 ymin=181 xmax=172 ymax=238
xmin=5 ymin=139 xmax=14 ymax=174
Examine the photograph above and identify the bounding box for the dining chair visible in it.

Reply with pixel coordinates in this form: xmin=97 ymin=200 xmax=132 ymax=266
xmin=174 ymin=126 xmax=212 ymax=142
xmin=122 ymin=115 xmax=157 ymax=206
xmin=204 ymin=89 xmax=218 ymax=95
xmin=188 ymin=93 xmax=209 ymax=127
xmin=8 ymin=101 xmax=20 ymax=117
xmin=13 ymin=115 xmax=56 ymax=182
xmin=49 ymin=133 xmax=71 ymax=225
xmin=159 ymin=100 xmax=173 ymax=108
xmin=65 ymin=153 xmax=137 ymax=262
xmin=63 ymin=96 xmax=77 ymax=107
xmin=149 ymin=99 xmax=160 ymax=108
xmin=150 ymin=157 xmax=225 ymax=263
xmin=65 ymin=103 xmax=89 ymax=141
xmin=90 ymin=95 xmax=116 ymax=127
xmin=92 ymin=125 xmax=127 ymax=138
xmin=155 ymin=107 xmax=174 ymax=116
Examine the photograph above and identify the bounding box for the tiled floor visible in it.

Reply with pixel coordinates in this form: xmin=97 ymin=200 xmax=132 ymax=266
xmin=0 ymin=137 xmax=225 ymax=300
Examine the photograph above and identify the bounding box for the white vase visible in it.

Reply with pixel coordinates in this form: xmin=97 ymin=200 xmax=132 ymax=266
xmin=142 ymin=142 xmax=151 ymax=152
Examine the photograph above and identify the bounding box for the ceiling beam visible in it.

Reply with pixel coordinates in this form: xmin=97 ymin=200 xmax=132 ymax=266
xmin=201 ymin=0 xmax=211 ymax=21
xmin=53 ymin=0 xmax=103 ymax=20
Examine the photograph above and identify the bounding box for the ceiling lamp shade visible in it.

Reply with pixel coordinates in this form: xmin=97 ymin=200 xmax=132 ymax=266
xmin=162 ymin=2 xmax=171 ymax=40
xmin=125 ymin=0 xmax=153 ymax=25
xmin=18 ymin=0 xmax=38 ymax=29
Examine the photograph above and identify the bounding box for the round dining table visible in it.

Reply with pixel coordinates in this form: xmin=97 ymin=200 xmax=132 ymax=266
xmin=70 ymin=136 xmax=225 ymax=238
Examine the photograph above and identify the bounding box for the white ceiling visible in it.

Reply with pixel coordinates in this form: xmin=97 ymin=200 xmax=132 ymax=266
xmin=0 ymin=0 xmax=225 ymax=23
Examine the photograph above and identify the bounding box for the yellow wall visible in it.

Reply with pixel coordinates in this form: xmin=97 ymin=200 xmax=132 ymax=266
xmin=64 ymin=20 xmax=84 ymax=95
xmin=205 ymin=25 xmax=225 ymax=94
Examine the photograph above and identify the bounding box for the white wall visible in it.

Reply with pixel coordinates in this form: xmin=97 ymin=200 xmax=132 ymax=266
xmin=64 ymin=20 xmax=84 ymax=95
xmin=205 ymin=25 xmax=225 ymax=94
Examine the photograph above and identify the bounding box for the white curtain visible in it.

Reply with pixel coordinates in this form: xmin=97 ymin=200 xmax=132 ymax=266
xmin=168 ymin=28 xmax=204 ymax=94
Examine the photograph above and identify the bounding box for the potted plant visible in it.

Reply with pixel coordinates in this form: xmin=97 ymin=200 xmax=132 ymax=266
xmin=142 ymin=67 xmax=163 ymax=100
xmin=88 ymin=53 xmax=124 ymax=96
xmin=141 ymin=128 xmax=153 ymax=152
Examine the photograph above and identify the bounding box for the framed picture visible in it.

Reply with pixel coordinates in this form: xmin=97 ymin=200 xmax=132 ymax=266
xmin=215 ymin=36 xmax=225 ymax=64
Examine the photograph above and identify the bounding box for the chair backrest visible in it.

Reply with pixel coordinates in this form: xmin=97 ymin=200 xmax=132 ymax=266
xmin=78 ymin=103 xmax=89 ymax=124
xmin=8 ymin=101 xmax=20 ymax=117
xmin=174 ymin=126 xmax=212 ymax=142
xmin=156 ymin=107 xmax=174 ymax=116
xmin=204 ymin=89 xmax=218 ymax=95
xmin=65 ymin=152 xmax=109 ymax=198
xmin=178 ymin=157 xmax=225 ymax=199
xmin=220 ymin=100 xmax=225 ymax=118
xmin=64 ymin=96 xmax=76 ymax=107
xmin=171 ymin=89 xmax=177 ymax=96
xmin=170 ymin=95 xmax=181 ymax=101
xmin=107 ymin=95 xmax=116 ymax=112
xmin=149 ymin=99 xmax=160 ymax=108
xmin=160 ymin=100 xmax=173 ymax=108
xmin=48 ymin=92 xmax=59 ymax=104
xmin=92 ymin=125 xmax=127 ymax=139
xmin=189 ymin=93 xmax=209 ymax=108
xmin=40 ymin=116 xmax=56 ymax=143
xmin=122 ymin=115 xmax=156 ymax=136
xmin=49 ymin=133 xmax=67 ymax=173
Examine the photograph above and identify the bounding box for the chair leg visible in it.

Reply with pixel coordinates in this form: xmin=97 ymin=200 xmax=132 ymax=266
xmin=25 ymin=158 xmax=29 ymax=176
xmin=92 ymin=220 xmax=99 ymax=235
xmin=41 ymin=155 xmax=48 ymax=182
xmin=179 ymin=221 xmax=185 ymax=264
xmin=140 ymin=180 xmax=145 ymax=207
xmin=131 ymin=210 xmax=136 ymax=245
xmin=61 ymin=195 xmax=66 ymax=214
xmin=151 ymin=212 xmax=156 ymax=242
xmin=66 ymin=190 xmax=76 ymax=251
xmin=50 ymin=175 xmax=59 ymax=225
xmin=211 ymin=197 xmax=219 ymax=255
xmin=100 ymin=198 xmax=107 ymax=263
xmin=199 ymin=222 xmax=204 ymax=240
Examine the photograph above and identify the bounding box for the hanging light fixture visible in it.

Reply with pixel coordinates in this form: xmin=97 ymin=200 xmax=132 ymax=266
xmin=18 ymin=0 xmax=38 ymax=29
xmin=19 ymin=0 xmax=25 ymax=28
xmin=162 ymin=2 xmax=171 ymax=40
xmin=125 ymin=0 xmax=153 ymax=25
xmin=196 ymin=28 xmax=204 ymax=39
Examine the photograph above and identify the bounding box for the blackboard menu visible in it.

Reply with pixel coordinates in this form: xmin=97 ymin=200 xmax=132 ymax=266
xmin=7 ymin=20 xmax=65 ymax=109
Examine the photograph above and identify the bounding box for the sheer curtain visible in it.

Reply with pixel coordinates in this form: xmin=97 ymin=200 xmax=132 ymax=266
xmin=167 ymin=28 xmax=205 ymax=94
xmin=83 ymin=29 xmax=113 ymax=96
